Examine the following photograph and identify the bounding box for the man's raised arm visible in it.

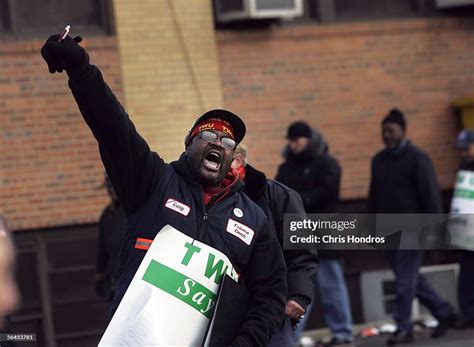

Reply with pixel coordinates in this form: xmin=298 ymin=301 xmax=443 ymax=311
xmin=41 ymin=34 xmax=164 ymax=214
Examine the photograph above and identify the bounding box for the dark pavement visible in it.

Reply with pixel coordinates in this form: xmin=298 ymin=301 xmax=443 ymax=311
xmin=301 ymin=326 xmax=474 ymax=347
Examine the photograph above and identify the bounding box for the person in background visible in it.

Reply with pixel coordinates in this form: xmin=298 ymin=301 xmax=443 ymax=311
xmin=232 ymin=144 xmax=318 ymax=346
xmin=0 ymin=216 xmax=19 ymax=331
xmin=95 ymin=174 xmax=125 ymax=301
xmin=276 ymin=121 xmax=354 ymax=347
xmin=451 ymin=130 xmax=474 ymax=329
xmin=368 ymin=108 xmax=456 ymax=345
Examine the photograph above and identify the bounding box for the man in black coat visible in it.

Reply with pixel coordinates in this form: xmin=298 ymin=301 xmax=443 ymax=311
xmin=41 ymin=33 xmax=287 ymax=346
xmin=368 ymin=109 xmax=456 ymax=345
xmin=95 ymin=174 xmax=125 ymax=302
xmin=276 ymin=122 xmax=354 ymax=346
xmin=232 ymin=145 xmax=318 ymax=346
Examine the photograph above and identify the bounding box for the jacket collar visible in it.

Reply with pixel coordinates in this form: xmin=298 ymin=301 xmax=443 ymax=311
xmin=383 ymin=139 xmax=411 ymax=157
xmin=283 ymin=131 xmax=328 ymax=164
xmin=243 ymin=164 xmax=267 ymax=201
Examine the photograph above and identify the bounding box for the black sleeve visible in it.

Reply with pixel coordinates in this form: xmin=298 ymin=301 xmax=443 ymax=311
xmin=274 ymin=164 xmax=286 ymax=184
xmin=68 ymin=65 xmax=165 ymax=215
xmin=268 ymin=182 xmax=318 ymax=310
xmin=234 ymin=220 xmax=287 ymax=346
xmin=415 ymin=152 xmax=443 ymax=213
xmin=299 ymin=157 xmax=341 ymax=210
xmin=96 ymin=213 xmax=108 ymax=274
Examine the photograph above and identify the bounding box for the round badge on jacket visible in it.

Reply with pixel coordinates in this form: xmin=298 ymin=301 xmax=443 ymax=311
xmin=233 ymin=208 xmax=243 ymax=218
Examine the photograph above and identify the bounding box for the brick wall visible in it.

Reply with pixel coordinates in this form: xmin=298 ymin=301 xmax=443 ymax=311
xmin=0 ymin=37 xmax=122 ymax=230
xmin=112 ymin=0 xmax=223 ymax=162
xmin=3 ymin=15 xmax=474 ymax=230
xmin=1 ymin=0 xmax=223 ymax=231
xmin=217 ymin=18 xmax=474 ymax=199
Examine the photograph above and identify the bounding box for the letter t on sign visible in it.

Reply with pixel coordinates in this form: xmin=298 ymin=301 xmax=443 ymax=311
xmin=181 ymin=242 xmax=201 ymax=266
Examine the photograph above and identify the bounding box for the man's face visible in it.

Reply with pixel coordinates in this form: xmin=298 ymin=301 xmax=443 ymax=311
xmin=382 ymin=122 xmax=405 ymax=149
xmin=186 ymin=130 xmax=234 ymax=187
xmin=458 ymin=143 xmax=474 ymax=164
xmin=288 ymin=137 xmax=310 ymax=154
xmin=0 ymin=235 xmax=18 ymax=329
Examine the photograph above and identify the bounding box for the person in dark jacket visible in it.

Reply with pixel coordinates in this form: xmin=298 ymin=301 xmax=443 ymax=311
xmin=368 ymin=109 xmax=456 ymax=345
xmin=452 ymin=130 xmax=474 ymax=329
xmin=276 ymin=122 xmax=354 ymax=346
xmin=95 ymin=174 xmax=125 ymax=301
xmin=41 ymin=34 xmax=287 ymax=346
xmin=232 ymin=144 xmax=319 ymax=346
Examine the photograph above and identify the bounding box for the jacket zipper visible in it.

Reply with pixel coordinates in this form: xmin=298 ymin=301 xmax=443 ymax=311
xmin=195 ymin=174 xmax=240 ymax=242
xmin=196 ymin=212 xmax=208 ymax=242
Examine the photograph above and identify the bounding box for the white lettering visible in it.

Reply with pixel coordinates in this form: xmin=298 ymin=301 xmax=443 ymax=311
xmin=177 ymin=278 xmax=195 ymax=296
xmin=192 ymin=292 xmax=206 ymax=305
xmin=200 ymin=299 xmax=216 ymax=314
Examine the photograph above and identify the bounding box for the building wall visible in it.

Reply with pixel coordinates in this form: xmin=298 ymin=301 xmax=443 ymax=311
xmin=0 ymin=37 xmax=121 ymax=230
xmin=112 ymin=0 xmax=223 ymax=162
xmin=216 ymin=18 xmax=474 ymax=199
xmin=1 ymin=0 xmax=222 ymax=231
xmin=2 ymin=15 xmax=474 ymax=230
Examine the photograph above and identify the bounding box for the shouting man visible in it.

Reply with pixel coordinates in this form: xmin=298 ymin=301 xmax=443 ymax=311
xmin=41 ymin=34 xmax=287 ymax=346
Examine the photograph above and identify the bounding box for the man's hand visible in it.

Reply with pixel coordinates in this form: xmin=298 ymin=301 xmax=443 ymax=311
xmin=285 ymin=299 xmax=305 ymax=320
xmin=40 ymin=34 xmax=89 ymax=74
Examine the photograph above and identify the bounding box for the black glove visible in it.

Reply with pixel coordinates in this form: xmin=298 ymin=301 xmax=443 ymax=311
xmin=40 ymin=34 xmax=90 ymax=75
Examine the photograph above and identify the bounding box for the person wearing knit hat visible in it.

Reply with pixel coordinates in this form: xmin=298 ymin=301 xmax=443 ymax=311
xmin=41 ymin=33 xmax=287 ymax=346
xmin=369 ymin=108 xmax=457 ymax=345
xmin=285 ymin=121 xmax=314 ymax=156
xmin=383 ymin=108 xmax=406 ymax=130
xmin=277 ymin=122 xmax=354 ymax=347
xmin=381 ymin=108 xmax=407 ymax=149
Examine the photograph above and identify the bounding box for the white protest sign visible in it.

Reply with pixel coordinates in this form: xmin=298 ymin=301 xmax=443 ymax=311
xmin=449 ymin=170 xmax=474 ymax=251
xmin=98 ymin=225 xmax=238 ymax=346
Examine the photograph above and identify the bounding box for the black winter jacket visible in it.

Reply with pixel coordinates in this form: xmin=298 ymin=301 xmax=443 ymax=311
xmin=68 ymin=65 xmax=287 ymax=346
xmin=275 ymin=135 xmax=342 ymax=259
xmin=275 ymin=136 xmax=341 ymax=214
xmin=368 ymin=140 xmax=443 ymax=213
xmin=243 ymin=164 xmax=318 ymax=309
xmin=96 ymin=203 xmax=124 ymax=293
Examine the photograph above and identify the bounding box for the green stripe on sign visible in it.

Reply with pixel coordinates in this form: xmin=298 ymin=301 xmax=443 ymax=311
xmin=142 ymin=260 xmax=217 ymax=318
xmin=454 ymin=188 xmax=474 ymax=199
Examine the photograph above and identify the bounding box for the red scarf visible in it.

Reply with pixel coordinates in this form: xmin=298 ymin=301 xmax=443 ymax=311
xmin=203 ymin=168 xmax=241 ymax=205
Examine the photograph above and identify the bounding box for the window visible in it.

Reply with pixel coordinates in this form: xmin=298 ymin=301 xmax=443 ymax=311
xmin=0 ymin=0 xmax=114 ymax=38
xmin=213 ymin=0 xmax=474 ymax=28
xmin=311 ymin=0 xmax=474 ymax=23
xmin=334 ymin=0 xmax=421 ymax=22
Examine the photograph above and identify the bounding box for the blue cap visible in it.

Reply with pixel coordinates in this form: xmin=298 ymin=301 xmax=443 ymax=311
xmin=456 ymin=129 xmax=474 ymax=150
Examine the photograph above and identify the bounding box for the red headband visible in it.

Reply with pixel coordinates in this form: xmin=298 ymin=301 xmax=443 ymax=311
xmin=189 ymin=118 xmax=235 ymax=142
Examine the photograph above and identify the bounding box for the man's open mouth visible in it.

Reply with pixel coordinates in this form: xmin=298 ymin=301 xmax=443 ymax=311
xmin=202 ymin=149 xmax=223 ymax=172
